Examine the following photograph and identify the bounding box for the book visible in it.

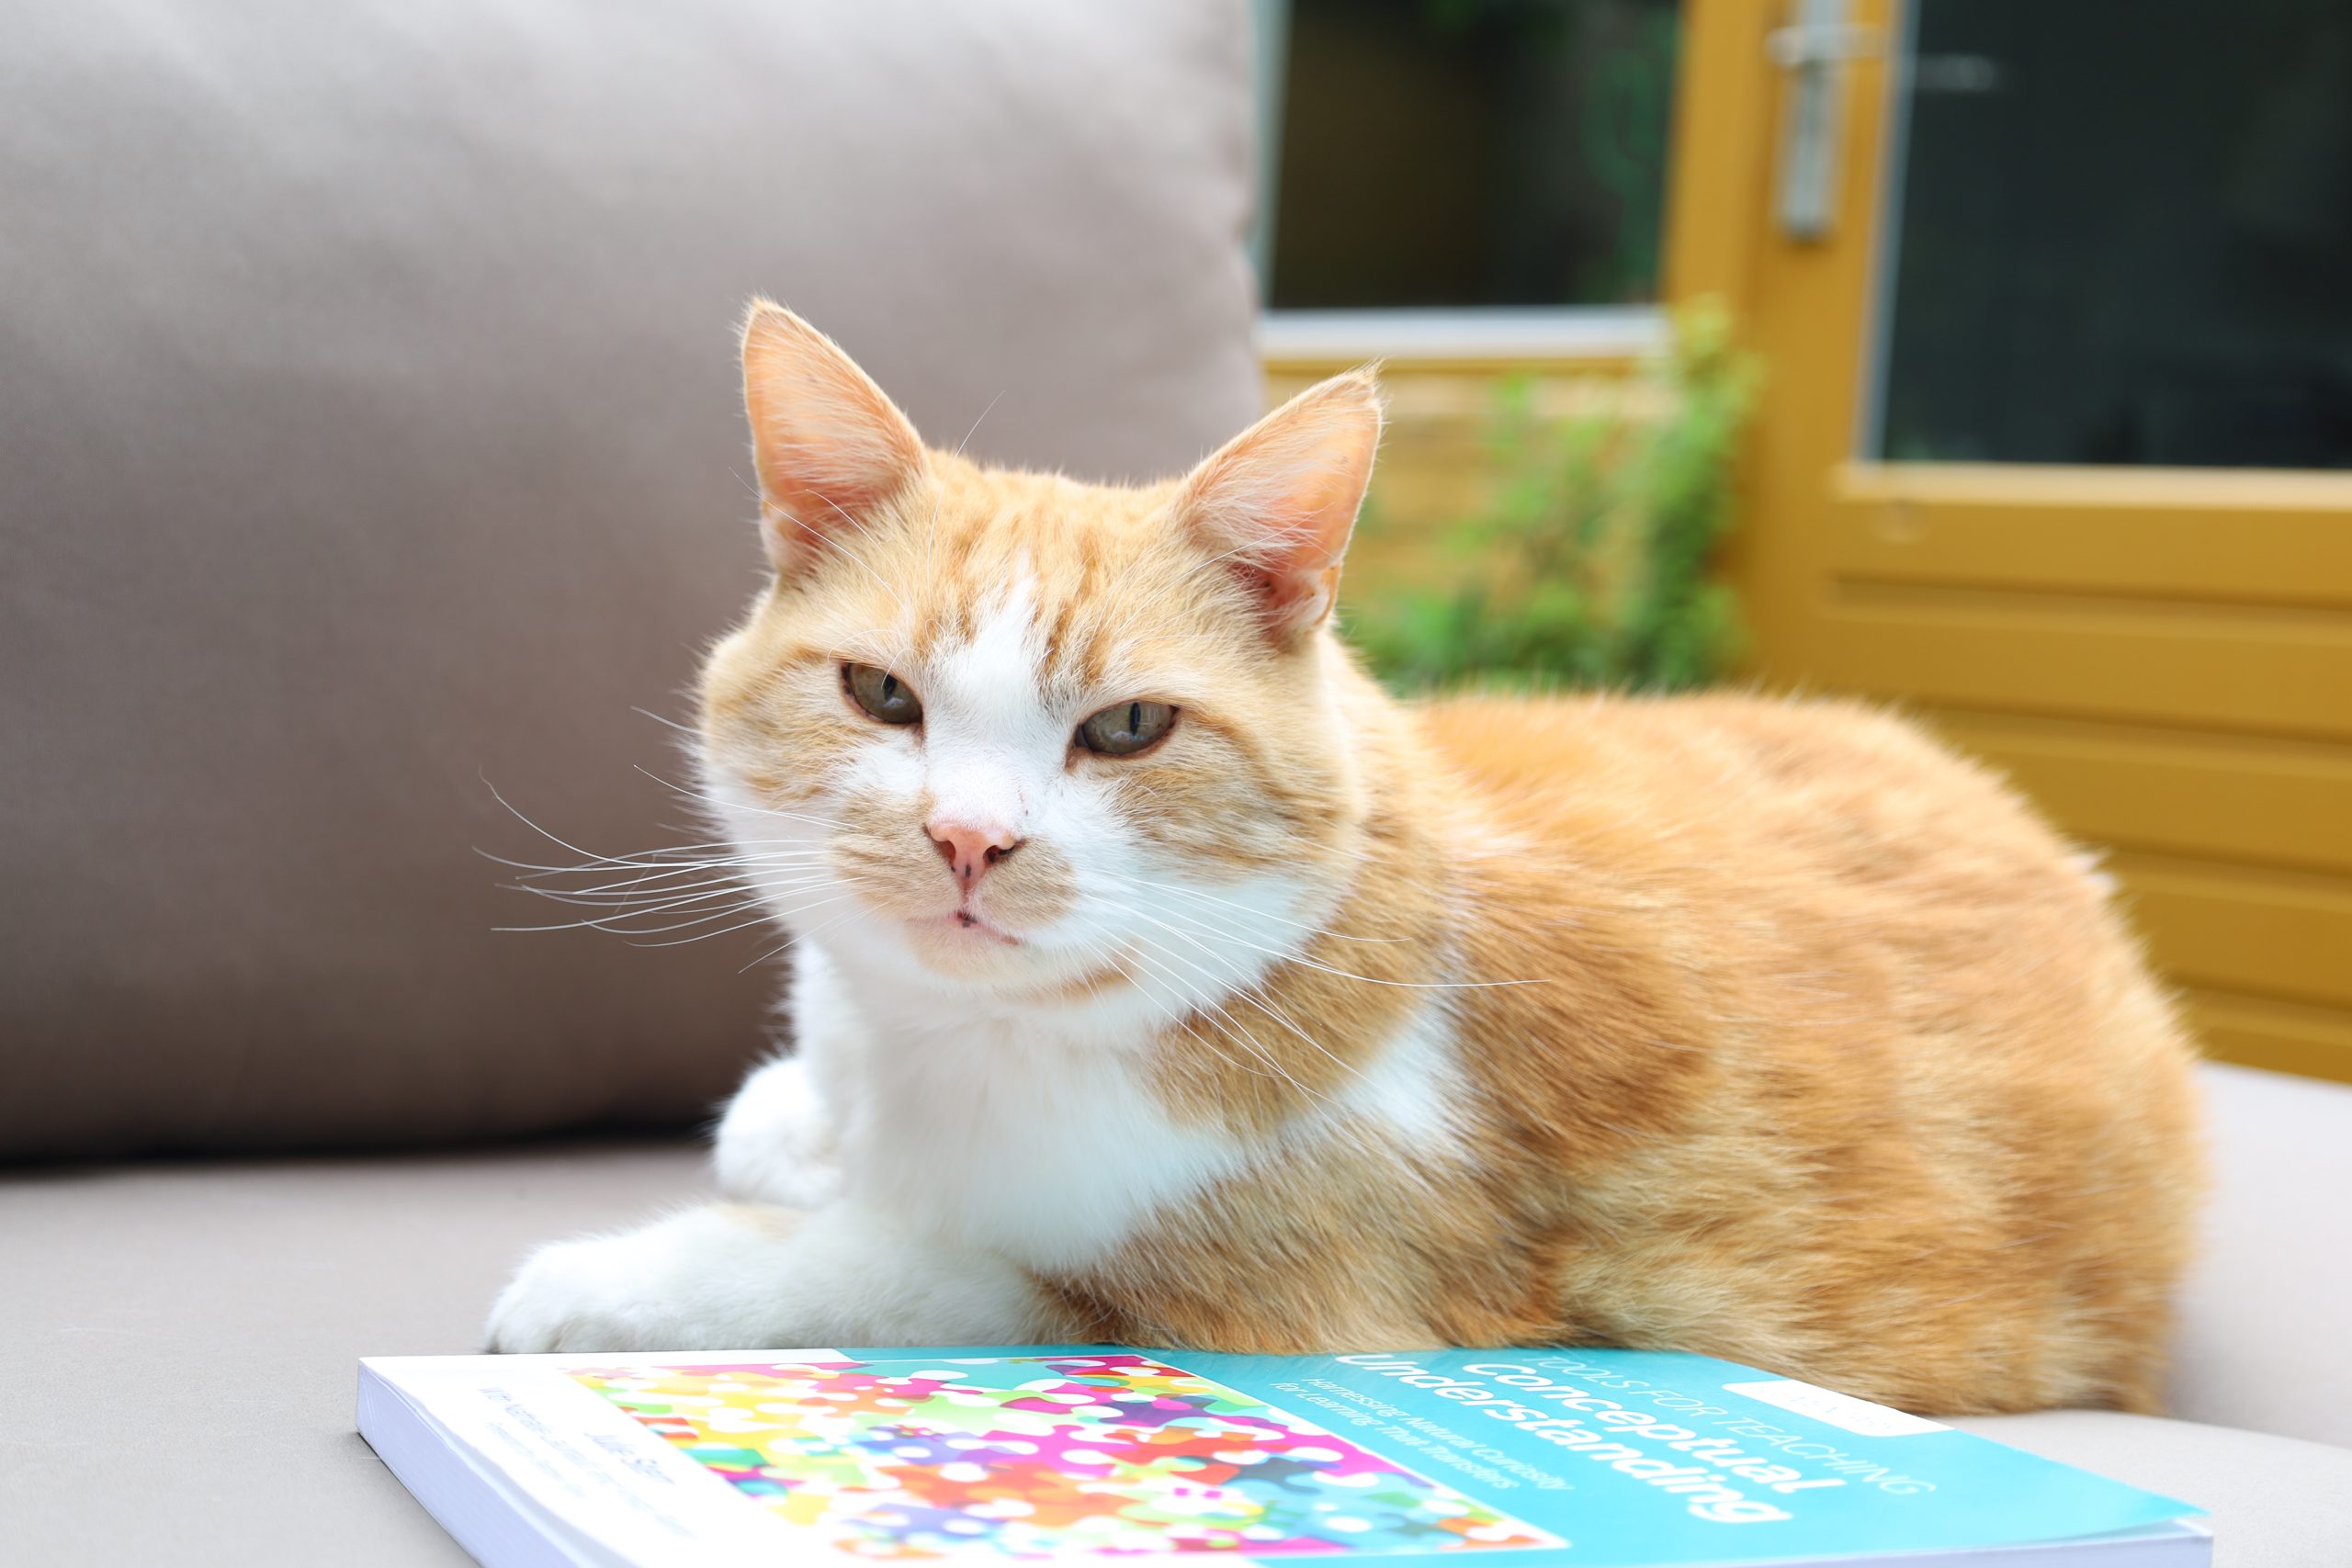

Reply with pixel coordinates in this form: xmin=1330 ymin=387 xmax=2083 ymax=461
xmin=357 ymin=1345 xmax=2208 ymax=1567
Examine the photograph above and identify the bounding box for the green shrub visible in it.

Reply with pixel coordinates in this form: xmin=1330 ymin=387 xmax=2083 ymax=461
xmin=1348 ymin=301 xmax=1758 ymax=694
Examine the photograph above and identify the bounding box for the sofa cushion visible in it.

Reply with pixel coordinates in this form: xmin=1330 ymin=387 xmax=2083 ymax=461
xmin=0 ymin=0 xmax=1262 ymax=1157
xmin=2166 ymin=1064 xmax=2352 ymax=1449
xmin=0 ymin=1140 xmax=713 ymax=1566
xmin=1950 ymin=1412 xmax=2352 ymax=1566
xmin=4 ymin=1140 xmax=2347 ymax=1567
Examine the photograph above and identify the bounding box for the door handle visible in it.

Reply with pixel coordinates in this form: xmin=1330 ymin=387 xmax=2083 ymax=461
xmin=1770 ymin=0 xmax=1886 ymax=242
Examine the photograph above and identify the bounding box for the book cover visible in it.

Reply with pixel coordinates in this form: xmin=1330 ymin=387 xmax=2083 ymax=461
xmin=357 ymin=1345 xmax=2207 ymax=1567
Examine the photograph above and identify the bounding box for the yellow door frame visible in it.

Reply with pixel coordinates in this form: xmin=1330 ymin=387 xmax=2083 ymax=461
xmin=1664 ymin=0 xmax=2352 ymax=1082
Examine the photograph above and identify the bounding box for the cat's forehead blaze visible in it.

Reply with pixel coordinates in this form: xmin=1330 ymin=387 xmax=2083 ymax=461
xmin=718 ymin=453 xmax=1286 ymax=716
xmin=698 ymin=450 xmax=1353 ymax=865
xmin=898 ymin=461 xmax=1207 ymax=682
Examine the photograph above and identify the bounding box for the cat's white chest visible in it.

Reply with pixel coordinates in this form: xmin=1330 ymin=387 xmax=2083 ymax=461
xmin=797 ymin=950 xmax=1245 ymax=1271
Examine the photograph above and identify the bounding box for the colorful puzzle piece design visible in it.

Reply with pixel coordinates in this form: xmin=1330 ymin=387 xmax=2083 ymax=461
xmin=570 ymin=1354 xmax=1559 ymax=1560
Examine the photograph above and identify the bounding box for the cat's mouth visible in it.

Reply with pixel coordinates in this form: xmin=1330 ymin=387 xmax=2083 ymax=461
xmin=909 ymin=909 xmax=1022 ymax=948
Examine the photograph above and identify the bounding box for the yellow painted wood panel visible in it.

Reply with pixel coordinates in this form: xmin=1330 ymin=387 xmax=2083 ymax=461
xmin=1811 ymin=591 xmax=2352 ymax=741
xmin=1660 ymin=0 xmax=1777 ymax=306
xmin=1927 ymin=710 xmax=2352 ymax=878
xmin=2111 ymin=852 xmax=2352 ymax=1012
xmin=2177 ymin=987 xmax=2352 ymax=1083
xmin=1828 ymin=466 xmax=2352 ymax=609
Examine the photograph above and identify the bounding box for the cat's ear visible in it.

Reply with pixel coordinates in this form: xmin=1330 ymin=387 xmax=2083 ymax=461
xmin=741 ymin=299 xmax=926 ymax=574
xmin=1172 ymin=369 xmax=1385 ymax=641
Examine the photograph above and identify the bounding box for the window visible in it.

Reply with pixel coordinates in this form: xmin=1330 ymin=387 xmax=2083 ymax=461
xmin=1871 ymin=0 xmax=2352 ymax=468
xmin=1258 ymin=0 xmax=1679 ymax=333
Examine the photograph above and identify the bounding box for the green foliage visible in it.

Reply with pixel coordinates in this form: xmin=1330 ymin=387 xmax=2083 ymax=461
xmin=1348 ymin=302 xmax=1758 ymax=694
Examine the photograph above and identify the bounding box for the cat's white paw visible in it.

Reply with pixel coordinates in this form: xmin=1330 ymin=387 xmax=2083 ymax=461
xmin=486 ymin=1223 xmax=738 ymax=1354
xmin=487 ymin=1232 xmax=676 ymax=1353
xmin=713 ymin=1055 xmax=842 ymax=1209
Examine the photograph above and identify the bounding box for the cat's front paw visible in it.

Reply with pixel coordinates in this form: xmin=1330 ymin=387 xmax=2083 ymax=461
xmin=492 ymin=1213 xmax=775 ymax=1354
xmin=486 ymin=1233 xmax=668 ymax=1353
xmin=486 ymin=1205 xmax=808 ymax=1353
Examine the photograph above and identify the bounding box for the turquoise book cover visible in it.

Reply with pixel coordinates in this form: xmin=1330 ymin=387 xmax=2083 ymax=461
xmin=536 ymin=1345 xmax=2201 ymax=1563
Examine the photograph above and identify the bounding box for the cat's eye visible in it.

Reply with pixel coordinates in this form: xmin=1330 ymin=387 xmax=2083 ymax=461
xmin=1077 ymin=700 xmax=1177 ymax=757
xmin=842 ymin=663 xmax=922 ymax=725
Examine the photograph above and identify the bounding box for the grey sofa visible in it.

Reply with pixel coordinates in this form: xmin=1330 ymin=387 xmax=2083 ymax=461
xmin=3 ymin=3 xmax=2347 ymax=1564
xmin=6 ymin=1065 xmax=2349 ymax=1565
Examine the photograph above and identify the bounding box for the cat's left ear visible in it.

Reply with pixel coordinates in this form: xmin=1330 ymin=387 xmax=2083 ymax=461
xmin=741 ymin=299 xmax=927 ymax=576
xmin=1172 ymin=369 xmax=1385 ymax=641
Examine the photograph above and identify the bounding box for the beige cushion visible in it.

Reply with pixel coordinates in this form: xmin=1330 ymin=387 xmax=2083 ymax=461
xmin=0 ymin=0 xmax=1261 ymax=1156
xmin=0 ymin=1142 xmax=712 ymax=1566
xmin=2167 ymin=1064 xmax=2352 ymax=1449
xmin=1950 ymin=1412 xmax=2352 ymax=1566
xmin=5 ymin=1137 xmax=2348 ymax=1567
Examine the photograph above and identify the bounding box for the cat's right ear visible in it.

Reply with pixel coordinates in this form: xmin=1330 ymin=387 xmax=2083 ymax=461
xmin=1171 ymin=369 xmax=1385 ymax=643
xmin=741 ymin=300 xmax=926 ymax=575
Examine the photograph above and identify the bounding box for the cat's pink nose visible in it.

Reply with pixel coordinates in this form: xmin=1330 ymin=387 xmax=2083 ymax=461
xmin=927 ymin=818 xmax=1022 ymax=890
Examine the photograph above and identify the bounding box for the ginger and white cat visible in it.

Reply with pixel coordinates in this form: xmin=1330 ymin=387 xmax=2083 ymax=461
xmin=487 ymin=303 xmax=2202 ymax=1415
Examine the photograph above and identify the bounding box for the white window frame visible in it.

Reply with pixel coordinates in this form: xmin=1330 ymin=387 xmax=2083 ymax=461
xmin=1257 ymin=307 xmax=1666 ymax=364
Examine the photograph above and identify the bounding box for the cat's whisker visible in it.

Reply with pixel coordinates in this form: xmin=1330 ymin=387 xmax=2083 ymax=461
xmin=504 ymin=872 xmax=841 ymax=915
xmin=1093 ymin=871 xmax=1408 ymax=946
xmin=1117 ymin=941 xmax=1311 ymax=1092
xmin=1130 ymin=896 xmax=1539 ymax=992
xmin=631 ymin=766 xmax=843 ymax=834
xmin=479 ymin=837 xmax=818 ymax=880
xmin=1102 ymin=951 xmax=1290 ymax=1088
xmin=504 ymin=852 xmax=832 ymax=891
xmin=628 ymin=908 xmax=822 ymax=951
xmin=510 ymin=883 xmax=749 ymax=908
xmin=537 ymin=846 xmax=833 ymax=874
xmin=503 ymin=882 xmax=748 ymax=913
xmin=733 ymin=897 xmax=874 ymax=970
xmin=952 ymin=390 xmax=1004 ymax=462
xmin=630 ymin=705 xmax=699 ymax=738
xmin=725 ymin=462 xmax=763 ymax=509
xmin=519 ymin=812 xmax=830 ymax=854
xmin=494 ymin=863 xmax=827 ymax=905
xmin=498 ymin=864 xmax=844 ymax=919
xmin=1114 ymin=905 xmax=1367 ymax=1087
xmin=633 ymin=768 xmax=817 ymax=820
xmin=1117 ymin=920 xmax=1351 ymax=1108
xmin=799 ymin=493 xmax=910 ymax=617
xmin=612 ymin=897 xmax=821 ymax=944
xmin=481 ymin=767 xmax=858 ymax=952
xmin=500 ymin=897 xmax=777 ymax=940
xmin=1103 ymin=883 xmax=1406 ymax=993
xmin=478 ymin=776 xmax=701 ymax=874
xmin=617 ymin=874 xmax=878 ymax=953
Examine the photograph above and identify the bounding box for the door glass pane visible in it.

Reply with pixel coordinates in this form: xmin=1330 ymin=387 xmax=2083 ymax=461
xmin=1267 ymin=0 xmax=1678 ymax=309
xmin=1873 ymin=1 xmax=2352 ymax=468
